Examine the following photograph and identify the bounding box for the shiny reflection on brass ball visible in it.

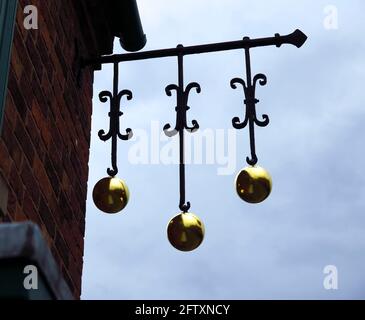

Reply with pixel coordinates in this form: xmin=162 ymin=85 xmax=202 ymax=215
xmin=167 ymin=212 xmax=205 ymax=252
xmin=235 ymin=166 xmax=272 ymax=204
xmin=92 ymin=177 xmax=130 ymax=214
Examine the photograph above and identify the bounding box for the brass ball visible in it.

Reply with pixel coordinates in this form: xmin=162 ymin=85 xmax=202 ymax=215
xmin=235 ymin=166 xmax=272 ymax=204
xmin=92 ymin=177 xmax=130 ymax=214
xmin=167 ymin=212 xmax=205 ymax=252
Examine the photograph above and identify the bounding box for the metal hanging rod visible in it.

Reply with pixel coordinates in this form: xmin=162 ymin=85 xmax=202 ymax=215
xmin=84 ymin=29 xmax=307 ymax=67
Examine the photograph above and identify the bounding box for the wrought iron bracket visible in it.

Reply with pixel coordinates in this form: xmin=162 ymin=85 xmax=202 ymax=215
xmin=98 ymin=63 xmax=133 ymax=177
xmin=230 ymin=40 xmax=270 ymax=166
xmin=90 ymin=30 xmax=307 ymax=207
xmin=84 ymin=29 xmax=307 ymax=66
xmin=163 ymin=46 xmax=201 ymax=212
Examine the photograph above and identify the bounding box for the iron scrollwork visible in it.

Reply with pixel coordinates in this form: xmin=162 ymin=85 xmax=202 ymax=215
xmin=163 ymin=82 xmax=200 ymax=137
xmin=163 ymin=46 xmax=201 ymax=212
xmin=98 ymin=63 xmax=133 ymax=177
xmin=231 ymin=42 xmax=270 ymax=166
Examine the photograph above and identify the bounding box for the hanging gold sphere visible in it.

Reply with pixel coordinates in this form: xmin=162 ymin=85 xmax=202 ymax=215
xmin=92 ymin=177 xmax=130 ymax=214
xmin=235 ymin=166 xmax=272 ymax=204
xmin=167 ymin=212 xmax=205 ymax=252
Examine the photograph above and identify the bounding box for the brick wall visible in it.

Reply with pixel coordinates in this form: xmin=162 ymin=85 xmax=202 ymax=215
xmin=0 ymin=0 xmax=98 ymax=298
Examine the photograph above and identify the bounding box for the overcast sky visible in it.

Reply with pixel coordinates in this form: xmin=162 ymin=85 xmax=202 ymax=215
xmin=81 ymin=0 xmax=365 ymax=299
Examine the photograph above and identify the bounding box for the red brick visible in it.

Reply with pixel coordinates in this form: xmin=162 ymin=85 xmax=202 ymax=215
xmin=3 ymin=121 xmax=23 ymax=171
xmin=55 ymin=230 xmax=70 ymax=268
xmin=30 ymin=74 xmax=48 ymax=118
xmin=31 ymin=99 xmax=51 ymax=147
xmin=44 ymin=154 xmax=61 ymax=197
xmin=48 ymin=142 xmax=63 ymax=179
xmin=1 ymin=0 xmax=98 ymax=298
xmin=23 ymin=193 xmax=41 ymax=225
xmin=0 ymin=141 xmax=11 ymax=179
xmin=15 ymin=204 xmax=28 ymax=222
xmin=4 ymin=91 xmax=18 ymax=130
xmin=14 ymin=120 xmax=35 ymax=164
xmin=33 ymin=155 xmax=54 ymax=201
xmin=39 ymin=196 xmax=56 ymax=238
xmin=7 ymin=69 xmax=28 ymax=120
xmin=37 ymin=225 xmax=54 ymax=252
xmin=25 ymin=113 xmax=46 ymax=162
xmin=6 ymin=188 xmax=17 ymax=218
xmin=20 ymin=158 xmax=40 ymax=207
xmin=38 ymin=14 xmax=53 ymax=53
xmin=18 ymin=71 xmax=34 ymax=110
xmin=58 ymin=191 xmax=73 ymax=223
xmin=9 ymin=164 xmax=24 ymax=206
xmin=25 ymin=33 xmax=44 ymax=83
xmin=10 ymin=44 xmax=23 ymax=81
xmin=8 ymin=142 xmax=23 ymax=171
xmin=12 ymin=25 xmax=33 ymax=78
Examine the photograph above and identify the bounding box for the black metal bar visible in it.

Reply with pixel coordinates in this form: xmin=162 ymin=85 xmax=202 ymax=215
xmin=244 ymin=47 xmax=258 ymax=166
xmin=177 ymin=52 xmax=187 ymax=212
xmin=163 ymin=45 xmax=202 ymax=212
xmin=109 ymin=62 xmax=119 ymax=176
xmin=245 ymin=46 xmax=252 ymax=87
xmin=247 ymin=114 xmax=258 ymax=166
xmin=84 ymin=29 xmax=307 ymax=67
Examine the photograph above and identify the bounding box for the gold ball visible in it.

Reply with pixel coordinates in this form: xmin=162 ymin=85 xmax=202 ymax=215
xmin=167 ymin=212 xmax=205 ymax=252
xmin=92 ymin=177 xmax=130 ymax=214
xmin=235 ymin=166 xmax=272 ymax=204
